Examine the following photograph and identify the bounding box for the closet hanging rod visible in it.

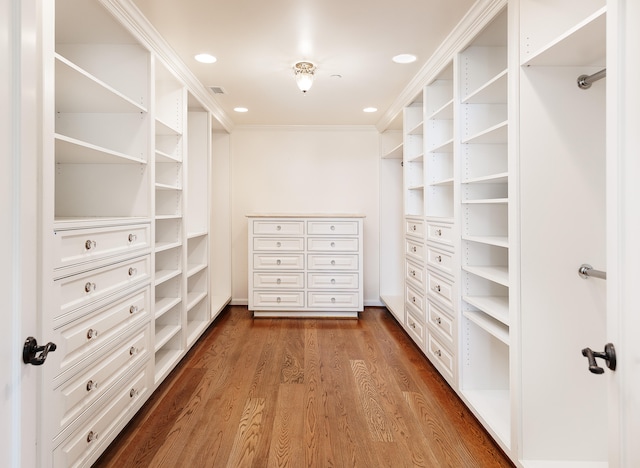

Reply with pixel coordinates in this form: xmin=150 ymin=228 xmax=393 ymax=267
xmin=578 ymin=263 xmax=606 ymax=280
xmin=577 ymin=68 xmax=606 ymax=89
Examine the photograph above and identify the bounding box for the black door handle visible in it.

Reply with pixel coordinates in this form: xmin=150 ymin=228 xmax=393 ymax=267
xmin=581 ymin=343 xmax=616 ymax=374
xmin=23 ymin=337 xmax=57 ymax=366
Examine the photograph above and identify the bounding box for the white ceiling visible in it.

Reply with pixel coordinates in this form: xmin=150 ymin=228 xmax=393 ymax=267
xmin=131 ymin=0 xmax=476 ymax=128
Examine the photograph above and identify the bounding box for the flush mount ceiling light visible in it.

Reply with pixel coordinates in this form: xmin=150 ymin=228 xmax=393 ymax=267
xmin=293 ymin=61 xmax=316 ymax=93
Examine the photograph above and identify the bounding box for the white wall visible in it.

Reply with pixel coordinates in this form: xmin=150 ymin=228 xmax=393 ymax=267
xmin=230 ymin=125 xmax=381 ymax=306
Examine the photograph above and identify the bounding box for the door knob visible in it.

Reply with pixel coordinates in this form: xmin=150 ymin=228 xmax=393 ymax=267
xmin=581 ymin=343 xmax=616 ymax=374
xmin=23 ymin=337 xmax=57 ymax=366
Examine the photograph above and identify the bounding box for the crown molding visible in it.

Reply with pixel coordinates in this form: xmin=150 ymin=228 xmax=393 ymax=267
xmin=376 ymin=0 xmax=507 ymax=132
xmin=233 ymin=124 xmax=378 ymax=133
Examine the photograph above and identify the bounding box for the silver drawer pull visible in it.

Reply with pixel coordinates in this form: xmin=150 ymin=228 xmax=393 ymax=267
xmin=86 ymin=431 xmax=98 ymax=443
xmin=276 ymin=242 xmax=282 ymax=248
xmin=330 ymin=225 xmax=335 ymax=231
xmin=412 ymin=225 xmax=417 ymax=231
xmin=129 ymin=346 xmax=139 ymax=356
xmin=86 ymin=380 xmax=98 ymax=392
xmin=412 ymin=246 xmax=417 ymax=253
xmin=84 ymin=282 xmax=96 ymax=293
xmin=435 ymin=349 xmax=442 ymax=357
xmin=435 ymin=255 xmax=442 ymax=263
xmin=436 ymin=317 xmax=442 ymax=325
xmin=276 ymin=297 xmax=281 ymax=303
xmin=410 ymin=321 xmax=416 ymax=329
xmin=433 ymin=285 xmax=441 ymax=292
xmin=331 ymin=260 xmax=336 ymax=266
xmin=331 ymin=242 xmax=335 ymax=248
xmin=435 ymin=229 xmax=442 ymax=236
xmin=86 ymin=328 xmax=98 ymax=340
xmin=412 ymin=296 xmax=416 ymax=303
xmin=128 ymin=233 xmax=137 ymax=243
xmin=331 ymin=278 xmax=336 ymax=284
xmin=128 ymin=267 xmax=137 ymax=277
xmin=276 ymin=259 xmax=281 ymax=266
xmin=276 ymin=225 xmax=281 ymax=231
xmin=130 ymin=388 xmax=139 ymax=398
xmin=129 ymin=305 xmax=138 ymax=314
xmin=276 ymin=278 xmax=281 ymax=285
xmin=331 ymin=297 xmax=336 ymax=303
xmin=411 ymin=270 xmax=416 ymax=276
xmin=85 ymin=240 xmax=96 ymax=250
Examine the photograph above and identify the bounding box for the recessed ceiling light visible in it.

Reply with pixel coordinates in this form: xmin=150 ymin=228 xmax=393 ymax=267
xmin=392 ymin=54 xmax=417 ymax=64
xmin=234 ymin=107 xmax=248 ymax=113
xmin=363 ymin=107 xmax=378 ymax=113
xmin=195 ymin=53 xmax=217 ymax=64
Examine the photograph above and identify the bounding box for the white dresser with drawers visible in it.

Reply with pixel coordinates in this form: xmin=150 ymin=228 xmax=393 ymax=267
xmin=247 ymin=214 xmax=365 ymax=318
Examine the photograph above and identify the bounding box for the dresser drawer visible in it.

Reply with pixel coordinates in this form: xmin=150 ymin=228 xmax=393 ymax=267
xmin=307 ymin=273 xmax=359 ymax=289
xmin=307 ymin=220 xmax=359 ymax=235
xmin=252 ymin=291 xmax=305 ymax=308
xmin=405 ymin=259 xmax=425 ymax=289
xmin=307 ymin=292 xmax=360 ymax=309
xmin=253 ymin=220 xmax=304 ymax=236
xmin=53 ymin=286 xmax=149 ymax=383
xmin=426 ymin=244 xmax=455 ymax=278
xmin=427 ymin=271 xmax=454 ymax=310
xmin=56 ymin=255 xmax=150 ymax=319
xmin=405 ymin=218 xmax=425 ymax=239
xmin=405 ymin=238 xmax=425 ymax=263
xmin=426 ymin=221 xmax=454 ymax=247
xmin=54 ymin=224 xmax=150 ymax=272
xmin=405 ymin=308 xmax=425 ymax=346
xmin=253 ymin=237 xmax=304 ymax=251
xmin=427 ymin=332 xmax=454 ymax=381
xmin=53 ymin=364 xmax=150 ymax=468
xmin=405 ymin=284 xmax=425 ymax=315
xmin=253 ymin=254 xmax=304 ymax=270
xmin=52 ymin=326 xmax=150 ymax=436
xmin=253 ymin=272 xmax=304 ymax=289
xmin=307 ymin=254 xmax=359 ymax=270
xmin=307 ymin=237 xmax=358 ymax=252
xmin=427 ymin=300 xmax=454 ymax=347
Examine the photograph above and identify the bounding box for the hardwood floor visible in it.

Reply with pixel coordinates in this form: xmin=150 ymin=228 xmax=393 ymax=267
xmin=94 ymin=306 xmax=514 ymax=467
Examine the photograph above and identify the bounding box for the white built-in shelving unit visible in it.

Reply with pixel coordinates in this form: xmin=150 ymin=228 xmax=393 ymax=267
xmin=40 ymin=0 xmax=232 ymax=465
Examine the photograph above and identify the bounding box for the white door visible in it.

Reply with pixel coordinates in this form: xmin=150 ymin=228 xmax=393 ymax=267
xmin=607 ymin=1 xmax=640 ymax=466
xmin=1 ymin=1 xmax=41 ymax=466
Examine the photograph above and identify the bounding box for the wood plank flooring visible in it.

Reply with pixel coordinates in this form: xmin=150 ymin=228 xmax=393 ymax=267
xmin=93 ymin=306 xmax=514 ymax=467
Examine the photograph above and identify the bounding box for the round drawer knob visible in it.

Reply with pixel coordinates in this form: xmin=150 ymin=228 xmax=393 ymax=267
xmin=276 ymin=278 xmax=281 ymax=285
xmin=276 ymin=225 xmax=281 ymax=231
xmin=276 ymin=242 xmax=281 ymax=248
xmin=331 ymin=278 xmax=336 ymax=284
xmin=331 ymin=260 xmax=336 ymax=265
xmin=410 ymin=322 xmax=416 ymax=329
xmin=331 ymin=242 xmax=336 ymax=248
xmin=84 ymin=282 xmax=96 ymax=293
xmin=435 ymin=349 xmax=442 ymax=357
xmin=128 ymin=267 xmax=137 ymax=277
xmin=86 ymin=380 xmax=98 ymax=392
xmin=128 ymin=233 xmax=137 ymax=243
xmin=330 ymin=225 xmax=335 ymax=231
xmin=129 ymin=305 xmax=138 ymax=314
xmin=411 ymin=270 xmax=416 ymax=276
xmin=276 ymin=259 xmax=281 ymax=265
xmin=87 ymin=431 xmax=98 ymax=443
xmin=331 ymin=297 xmax=336 ymax=303
xmin=276 ymin=297 xmax=281 ymax=303
xmin=85 ymin=240 xmax=96 ymax=250
xmin=436 ymin=317 xmax=442 ymax=325
xmin=412 ymin=225 xmax=417 ymax=231
xmin=86 ymin=328 xmax=98 ymax=340
xmin=412 ymin=296 xmax=416 ymax=303
xmin=130 ymin=346 xmax=139 ymax=356
xmin=434 ymin=285 xmax=441 ymax=292
xmin=412 ymin=247 xmax=417 ymax=252
xmin=130 ymin=388 xmax=139 ymax=398
xmin=435 ymin=229 xmax=442 ymax=236
xmin=436 ymin=255 xmax=442 ymax=263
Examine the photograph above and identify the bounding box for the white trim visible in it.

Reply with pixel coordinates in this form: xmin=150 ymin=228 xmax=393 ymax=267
xmin=233 ymin=124 xmax=378 ymax=133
